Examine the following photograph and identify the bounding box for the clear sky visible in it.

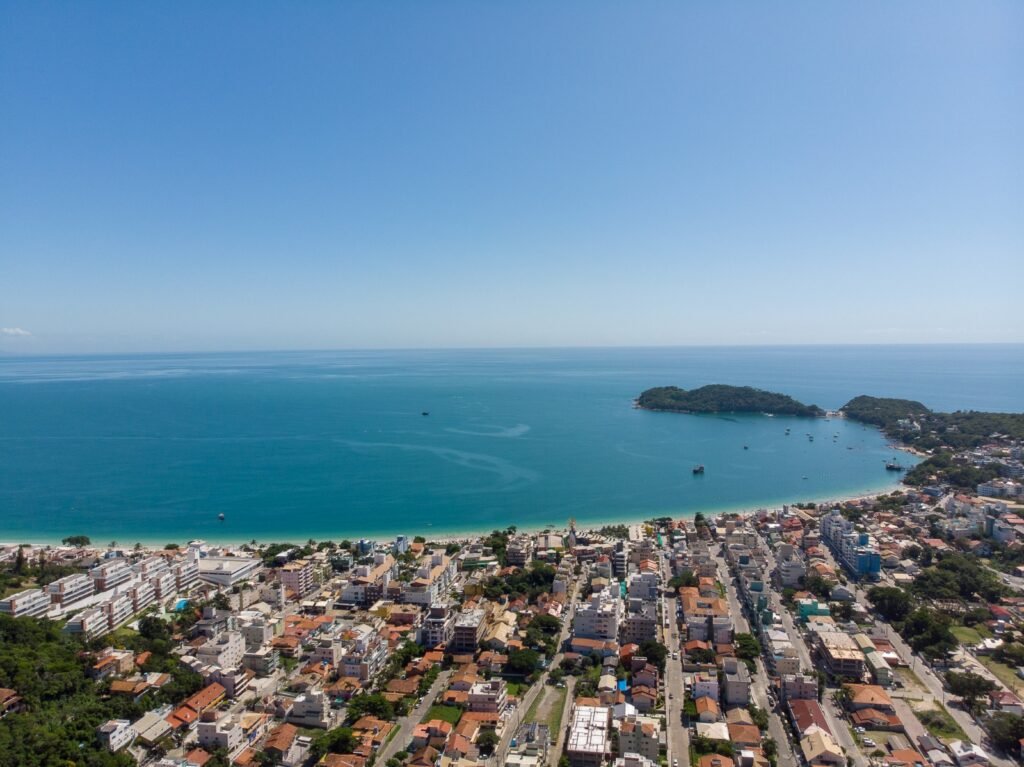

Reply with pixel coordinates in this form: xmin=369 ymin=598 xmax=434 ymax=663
xmin=1 ymin=2 xmax=1021 ymax=353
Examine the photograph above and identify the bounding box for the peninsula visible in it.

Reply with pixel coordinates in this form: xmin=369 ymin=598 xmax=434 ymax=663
xmin=637 ymin=384 xmax=825 ymax=417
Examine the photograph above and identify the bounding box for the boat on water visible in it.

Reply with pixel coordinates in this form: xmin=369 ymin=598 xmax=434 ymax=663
xmin=421 ymin=411 xmax=430 ymax=416
xmin=218 ymin=513 xmax=225 ymax=521
xmin=692 ymin=464 xmax=705 ymax=475
xmin=885 ymin=459 xmax=905 ymax=472
xmin=808 ymin=435 xmax=814 ymax=441
xmin=743 ymin=445 xmax=749 ymax=450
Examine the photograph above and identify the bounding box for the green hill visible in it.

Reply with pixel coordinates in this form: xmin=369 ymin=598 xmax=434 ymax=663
xmin=637 ymin=384 xmax=824 ymax=417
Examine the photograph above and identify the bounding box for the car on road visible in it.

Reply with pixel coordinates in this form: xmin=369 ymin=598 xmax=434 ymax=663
xmin=863 ymin=739 xmax=876 ymax=748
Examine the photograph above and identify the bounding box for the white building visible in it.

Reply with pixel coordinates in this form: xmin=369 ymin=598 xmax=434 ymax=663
xmin=566 ymin=703 xmax=610 ymax=767
xmin=574 ymin=589 xmax=622 ymax=642
xmin=0 ymin=588 xmax=51 ymax=618
xmin=468 ymin=679 xmax=508 ymax=714
xmin=129 ymin=581 xmax=156 ymax=613
xmin=90 ymin=560 xmax=134 ymax=592
xmin=47 ymin=574 xmax=94 ymax=607
xmin=97 ymin=719 xmax=136 ymax=752
xmin=102 ymin=592 xmax=135 ymax=631
xmin=64 ymin=607 xmax=108 ymax=641
xmin=198 ymin=556 xmax=263 ymax=587
xmin=197 ymin=631 xmax=246 ymax=670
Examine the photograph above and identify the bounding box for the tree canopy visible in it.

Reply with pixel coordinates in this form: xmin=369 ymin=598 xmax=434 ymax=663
xmin=638 ymin=385 xmax=824 ymax=417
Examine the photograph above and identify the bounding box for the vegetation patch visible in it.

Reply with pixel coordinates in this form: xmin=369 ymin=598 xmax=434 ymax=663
xmin=422 ymin=704 xmax=462 ymax=725
xmin=916 ymin=707 xmax=967 ymax=743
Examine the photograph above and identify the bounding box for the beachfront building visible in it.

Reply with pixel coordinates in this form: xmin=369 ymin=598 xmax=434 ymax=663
xmin=279 ymin=559 xmax=316 ymax=599
xmin=198 ymin=556 xmax=263 ymax=588
xmin=174 ymin=552 xmax=200 ymax=592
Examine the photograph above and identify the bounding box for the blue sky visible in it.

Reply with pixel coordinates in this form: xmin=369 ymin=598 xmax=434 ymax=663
xmin=1 ymin=2 xmax=1021 ymax=353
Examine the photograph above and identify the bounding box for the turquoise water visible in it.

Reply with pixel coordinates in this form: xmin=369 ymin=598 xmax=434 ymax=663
xmin=0 ymin=345 xmax=1021 ymax=544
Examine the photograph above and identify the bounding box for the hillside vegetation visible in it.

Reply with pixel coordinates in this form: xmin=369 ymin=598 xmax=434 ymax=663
xmin=840 ymin=395 xmax=1024 ymax=451
xmin=637 ymin=384 xmax=824 ymax=417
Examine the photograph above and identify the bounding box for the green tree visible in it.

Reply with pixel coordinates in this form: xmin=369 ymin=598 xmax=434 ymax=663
xmin=987 ymin=712 xmax=1024 ymax=752
xmin=477 ymin=729 xmax=500 ymax=755
xmin=668 ymin=570 xmax=699 ymax=589
xmin=866 ymin=586 xmax=912 ymax=622
xmin=61 ymin=535 xmax=91 ymax=547
xmin=345 ymin=694 xmax=394 ymax=722
xmin=508 ymin=648 xmax=541 ymax=676
xmin=311 ymin=727 xmax=357 ymax=757
xmin=945 ymin=671 xmax=996 ymax=714
xmin=639 ymin=640 xmax=668 ymax=672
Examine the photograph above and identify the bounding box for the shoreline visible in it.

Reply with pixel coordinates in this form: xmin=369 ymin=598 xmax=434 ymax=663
xmin=0 ymin=470 xmax=911 ymax=549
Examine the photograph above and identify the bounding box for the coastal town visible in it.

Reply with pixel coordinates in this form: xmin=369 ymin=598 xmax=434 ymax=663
xmin=3 ymin=440 xmax=1024 ymax=767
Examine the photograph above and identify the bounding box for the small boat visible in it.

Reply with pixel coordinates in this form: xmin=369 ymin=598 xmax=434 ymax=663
xmin=802 ymin=476 xmax=808 ymax=480
xmin=421 ymin=411 xmax=430 ymax=416
xmin=743 ymin=445 xmax=749 ymax=450
xmin=808 ymin=435 xmax=814 ymax=441
xmin=692 ymin=464 xmax=705 ymax=475
xmin=885 ymin=459 xmax=905 ymax=472
xmin=218 ymin=513 xmax=225 ymax=521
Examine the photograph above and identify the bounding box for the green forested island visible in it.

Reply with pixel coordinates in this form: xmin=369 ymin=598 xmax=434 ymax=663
xmin=637 ymin=385 xmax=825 ymax=417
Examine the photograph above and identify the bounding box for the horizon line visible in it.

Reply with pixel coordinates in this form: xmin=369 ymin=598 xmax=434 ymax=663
xmin=2 ymin=339 xmax=1023 ymax=360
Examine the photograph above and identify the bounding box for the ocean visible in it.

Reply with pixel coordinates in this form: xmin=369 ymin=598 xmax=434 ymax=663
xmin=1 ymin=345 xmax=1021 ymax=544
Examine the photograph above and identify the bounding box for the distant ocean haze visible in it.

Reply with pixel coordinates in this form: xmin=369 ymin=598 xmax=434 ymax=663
xmin=0 ymin=345 xmax=1021 ymax=543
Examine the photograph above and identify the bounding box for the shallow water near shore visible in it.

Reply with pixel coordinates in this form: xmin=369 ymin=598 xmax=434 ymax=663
xmin=1 ymin=345 xmax=1021 ymax=544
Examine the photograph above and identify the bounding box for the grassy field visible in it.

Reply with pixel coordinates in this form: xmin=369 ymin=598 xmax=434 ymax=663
xmin=422 ymin=704 xmax=462 ymax=725
xmin=950 ymin=626 xmax=984 ymax=646
xmin=979 ymin=656 xmax=1024 ymax=695
xmin=917 ymin=707 xmax=967 ymax=743
xmin=506 ymin=680 xmax=529 ymax=697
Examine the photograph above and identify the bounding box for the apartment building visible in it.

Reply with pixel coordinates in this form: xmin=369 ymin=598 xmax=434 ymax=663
xmin=280 ymin=559 xmax=316 ymax=599
xmin=197 ymin=631 xmax=246 ymax=670
xmin=90 ymin=559 xmax=134 ymax=592
xmin=467 ymin=679 xmax=508 ymax=714
xmin=422 ymin=603 xmax=456 ymax=648
xmin=0 ymin=588 xmax=51 ymax=618
xmin=64 ymin=607 xmax=108 ymax=641
xmin=46 ymin=573 xmax=94 ymax=607
xmin=451 ymin=608 xmax=486 ymax=653
xmin=619 ymin=601 xmax=658 ymax=645
xmin=404 ymin=550 xmax=457 ymax=606
xmin=506 ymin=536 xmax=534 ymax=566
xmin=618 ymin=716 xmax=659 ymax=763
xmin=102 ymin=593 xmax=135 ymax=631
xmin=574 ymin=589 xmax=622 ymax=641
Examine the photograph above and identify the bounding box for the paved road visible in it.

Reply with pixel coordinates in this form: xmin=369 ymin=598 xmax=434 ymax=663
xmin=376 ymin=668 xmax=453 ymax=764
xmin=664 ymin=593 xmax=690 ymax=766
xmin=550 ymin=677 xmax=577 ymax=763
xmin=847 ymin=582 xmax=1017 ymax=766
xmin=492 ymin=577 xmax=580 ymax=764
xmin=714 ymin=552 xmax=796 ymax=767
xmin=758 ymin=542 xmax=869 ymax=767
